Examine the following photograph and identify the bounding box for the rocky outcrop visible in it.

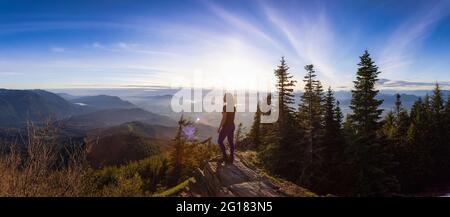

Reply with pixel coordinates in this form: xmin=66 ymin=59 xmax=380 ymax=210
xmin=181 ymin=152 xmax=316 ymax=197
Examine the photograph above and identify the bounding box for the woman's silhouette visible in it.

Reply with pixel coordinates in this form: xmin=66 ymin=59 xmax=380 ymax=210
xmin=218 ymin=93 xmax=236 ymax=164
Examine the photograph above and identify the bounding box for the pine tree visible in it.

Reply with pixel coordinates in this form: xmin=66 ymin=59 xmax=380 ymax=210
xmin=298 ymin=64 xmax=323 ymax=163
xmin=349 ymin=50 xmax=383 ymax=134
xmin=431 ymin=84 xmax=444 ymax=117
xmin=235 ymin=122 xmax=245 ymax=147
xmin=429 ymin=83 xmax=449 ymax=180
xmin=445 ymin=94 xmax=450 ymax=140
xmin=296 ymin=64 xmax=324 ymax=187
xmin=382 ymin=111 xmax=395 ymax=138
xmin=335 ymin=100 xmax=344 ymax=125
xmin=383 ymin=94 xmax=410 ymax=141
xmin=323 ymin=87 xmax=341 ymax=140
xmin=319 ymin=87 xmax=345 ymax=193
xmin=445 ymin=94 xmax=450 ymax=165
xmin=445 ymin=95 xmax=450 ymax=124
xmin=258 ymin=57 xmax=298 ymax=179
xmin=347 ymin=50 xmax=398 ymax=196
xmin=169 ymin=115 xmax=190 ymax=185
xmin=383 ymin=94 xmax=410 ymax=191
xmin=274 ymin=57 xmax=297 ymax=136
xmin=248 ymin=103 xmax=261 ymax=148
xmin=406 ymin=97 xmax=433 ymax=189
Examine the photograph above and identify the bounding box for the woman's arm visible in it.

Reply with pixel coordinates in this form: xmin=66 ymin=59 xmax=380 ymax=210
xmin=218 ymin=112 xmax=227 ymax=133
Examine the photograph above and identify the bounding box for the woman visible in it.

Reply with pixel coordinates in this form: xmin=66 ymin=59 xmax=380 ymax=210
xmin=218 ymin=93 xmax=236 ymax=164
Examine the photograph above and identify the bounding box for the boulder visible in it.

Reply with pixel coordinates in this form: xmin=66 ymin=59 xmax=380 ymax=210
xmin=185 ymin=153 xmax=287 ymax=197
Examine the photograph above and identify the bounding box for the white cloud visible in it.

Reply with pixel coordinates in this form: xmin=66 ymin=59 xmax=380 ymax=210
xmin=377 ymin=78 xmax=450 ymax=89
xmin=261 ymin=3 xmax=338 ymax=81
xmin=379 ymin=1 xmax=450 ymax=73
xmin=90 ymin=41 xmax=175 ymax=56
xmin=115 ymin=42 xmax=140 ymax=49
xmin=0 ymin=71 xmax=22 ymax=76
xmin=204 ymin=1 xmax=281 ymax=50
xmin=50 ymin=46 xmax=65 ymax=52
xmin=91 ymin=42 xmax=102 ymax=48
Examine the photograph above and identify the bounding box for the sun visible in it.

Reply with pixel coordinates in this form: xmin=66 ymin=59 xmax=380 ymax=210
xmin=198 ymin=51 xmax=276 ymax=91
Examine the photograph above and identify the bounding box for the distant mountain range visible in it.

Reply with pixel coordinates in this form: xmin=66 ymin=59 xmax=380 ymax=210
xmin=0 ymin=88 xmax=218 ymax=167
xmin=62 ymin=107 xmax=176 ymax=129
xmin=63 ymin=94 xmax=136 ymax=110
xmin=0 ymin=89 xmax=87 ymax=127
xmin=0 ymin=89 xmax=176 ymax=129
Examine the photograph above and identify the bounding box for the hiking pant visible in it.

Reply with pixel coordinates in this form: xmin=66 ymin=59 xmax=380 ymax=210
xmin=218 ymin=124 xmax=235 ymax=159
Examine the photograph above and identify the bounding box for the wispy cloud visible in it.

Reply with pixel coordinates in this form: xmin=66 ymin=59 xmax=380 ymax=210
xmin=115 ymin=42 xmax=140 ymax=49
xmin=203 ymin=1 xmax=281 ymax=50
xmin=50 ymin=46 xmax=65 ymax=52
xmin=91 ymin=42 xmax=103 ymax=48
xmin=260 ymin=2 xmax=339 ymax=81
xmin=379 ymin=1 xmax=450 ymax=73
xmin=0 ymin=20 xmax=159 ymax=36
xmin=0 ymin=71 xmax=23 ymax=76
xmin=90 ymin=41 xmax=176 ymax=56
xmin=377 ymin=78 xmax=450 ymax=89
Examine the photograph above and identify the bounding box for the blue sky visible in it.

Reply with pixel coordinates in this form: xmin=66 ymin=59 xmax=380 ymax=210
xmin=0 ymin=0 xmax=449 ymax=90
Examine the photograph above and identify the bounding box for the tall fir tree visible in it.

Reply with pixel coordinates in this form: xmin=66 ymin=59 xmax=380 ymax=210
xmin=349 ymin=50 xmax=383 ymax=134
xmin=296 ymin=64 xmax=324 ymax=187
xmin=335 ymin=100 xmax=344 ymax=125
xmin=259 ymin=57 xmax=298 ymax=179
xmin=274 ymin=57 xmax=297 ymax=136
xmin=406 ymin=97 xmax=433 ymax=189
xmin=318 ymin=87 xmax=345 ymax=193
xmin=346 ymin=50 xmax=399 ymax=196
xmin=429 ymin=83 xmax=449 ymax=180
xmin=169 ymin=115 xmax=190 ymax=185
xmin=445 ymin=94 xmax=450 ymax=141
xmin=383 ymin=94 xmax=411 ymax=191
xmin=248 ymin=103 xmax=261 ymax=148
xmin=298 ymin=64 xmax=323 ymax=163
xmin=234 ymin=122 xmax=245 ymax=147
xmin=445 ymin=94 xmax=450 ymax=164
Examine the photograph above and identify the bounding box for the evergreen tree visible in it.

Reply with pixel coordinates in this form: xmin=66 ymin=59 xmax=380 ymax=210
xmin=323 ymin=87 xmax=342 ymax=142
xmin=319 ymin=87 xmax=345 ymax=193
xmin=248 ymin=103 xmax=261 ymax=148
xmin=258 ymin=57 xmax=298 ymax=179
xmin=296 ymin=64 xmax=324 ymax=187
xmin=445 ymin=94 xmax=450 ymax=139
xmin=446 ymin=95 xmax=450 ymax=123
xmin=405 ymin=97 xmax=433 ymax=189
xmin=383 ymin=94 xmax=410 ymax=142
xmin=445 ymin=94 xmax=450 ymax=164
xmin=446 ymin=94 xmax=450 ymax=120
xmin=429 ymin=84 xmax=449 ymax=180
xmin=335 ymin=100 xmax=344 ymax=125
xmin=274 ymin=57 xmax=297 ymax=136
xmin=169 ymin=115 xmax=190 ymax=185
xmin=431 ymin=84 xmax=445 ymax=117
xmin=349 ymin=50 xmax=383 ymax=134
xmin=234 ymin=122 xmax=245 ymax=147
xmin=347 ymin=50 xmax=398 ymax=196
xmin=298 ymin=64 xmax=323 ymax=163
xmin=383 ymin=94 xmax=410 ymax=191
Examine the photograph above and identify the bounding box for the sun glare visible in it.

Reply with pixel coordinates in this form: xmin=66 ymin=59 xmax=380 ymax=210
xmin=187 ymin=39 xmax=276 ymax=92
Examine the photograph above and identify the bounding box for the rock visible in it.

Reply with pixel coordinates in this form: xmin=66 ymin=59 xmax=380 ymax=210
xmin=184 ymin=153 xmax=288 ymax=197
